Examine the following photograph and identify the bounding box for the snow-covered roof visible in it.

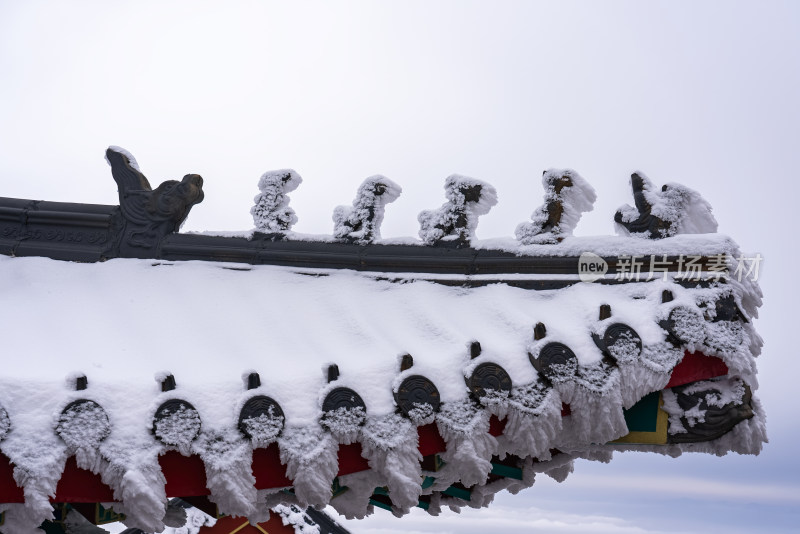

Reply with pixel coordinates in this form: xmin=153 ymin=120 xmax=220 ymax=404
xmin=0 ymin=149 xmax=765 ymax=533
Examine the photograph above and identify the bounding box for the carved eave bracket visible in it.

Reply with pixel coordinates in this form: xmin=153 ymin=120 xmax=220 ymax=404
xmin=105 ymin=147 xmax=204 ymax=258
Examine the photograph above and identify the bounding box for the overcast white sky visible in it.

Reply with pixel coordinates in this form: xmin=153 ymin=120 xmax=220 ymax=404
xmin=1 ymin=1 xmax=799 ymax=532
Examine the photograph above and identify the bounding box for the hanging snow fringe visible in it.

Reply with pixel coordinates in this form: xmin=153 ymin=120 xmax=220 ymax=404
xmin=553 ymin=364 xmax=628 ymax=451
xmin=491 ymin=383 xmax=563 ymax=461
xmin=329 ymin=469 xmax=382 ymax=519
xmin=461 ymin=475 xmax=519 ymax=510
xmin=434 ymin=400 xmax=496 ymax=489
xmin=4 ymin=433 xmax=68 ymax=528
xmin=612 ymin=342 xmax=683 ymax=409
xmin=192 ymin=429 xmax=257 ymax=518
xmin=96 ymin=440 xmax=168 ymax=532
xmin=360 ymin=414 xmax=422 ymax=514
xmin=278 ymin=427 xmax=339 ymax=508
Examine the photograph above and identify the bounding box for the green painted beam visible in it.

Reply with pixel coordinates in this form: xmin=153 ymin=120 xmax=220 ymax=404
xmin=490 ymin=462 xmax=523 ymax=480
xmin=443 ymin=485 xmax=471 ymax=501
xmin=369 ymin=498 xmax=393 ymax=512
xmin=623 ymin=391 xmax=661 ymax=432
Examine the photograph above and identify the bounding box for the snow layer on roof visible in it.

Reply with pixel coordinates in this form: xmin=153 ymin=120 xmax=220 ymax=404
xmin=0 ymin=250 xmax=764 ymax=531
xmin=1 ymin=255 xmax=695 ymax=420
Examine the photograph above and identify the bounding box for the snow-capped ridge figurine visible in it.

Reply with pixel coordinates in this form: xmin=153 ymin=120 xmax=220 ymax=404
xmin=333 ymin=175 xmax=402 ymax=243
xmin=515 ymin=169 xmax=596 ymax=245
xmin=418 ymin=174 xmax=498 ymax=246
xmin=251 ymin=169 xmax=302 ymax=234
xmin=614 ymin=172 xmax=718 ymax=239
xmin=105 ymin=146 xmax=205 ymax=255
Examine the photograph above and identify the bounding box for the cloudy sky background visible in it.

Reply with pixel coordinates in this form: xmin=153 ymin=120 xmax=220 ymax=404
xmin=1 ymin=1 xmax=798 ymax=532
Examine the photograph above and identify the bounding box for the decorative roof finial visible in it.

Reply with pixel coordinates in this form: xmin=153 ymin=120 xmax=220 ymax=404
xmin=251 ymin=169 xmax=302 ymax=234
xmin=614 ymin=172 xmax=717 ymax=239
xmin=333 ymin=175 xmax=402 ymax=243
xmin=418 ymin=174 xmax=497 ymax=246
xmin=105 ymin=146 xmax=204 ymax=255
xmin=516 ymin=169 xmax=596 ymax=245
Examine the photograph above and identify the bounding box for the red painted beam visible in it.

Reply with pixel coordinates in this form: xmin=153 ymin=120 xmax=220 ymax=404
xmin=489 ymin=415 xmax=507 ymax=436
xmin=161 ymin=451 xmax=210 ymax=497
xmin=54 ymin=457 xmax=115 ymax=502
xmin=0 ymin=453 xmax=23 ymax=502
xmin=666 ymin=351 xmax=729 ymax=388
xmin=337 ymin=442 xmax=370 ymax=476
xmin=252 ymin=444 xmax=291 ymax=489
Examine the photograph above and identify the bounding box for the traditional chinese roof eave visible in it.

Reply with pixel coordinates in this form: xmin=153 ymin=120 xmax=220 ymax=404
xmin=0 ymin=149 xmax=765 ymax=533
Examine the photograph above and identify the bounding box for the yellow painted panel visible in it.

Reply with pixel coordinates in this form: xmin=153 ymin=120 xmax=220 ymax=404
xmin=612 ymin=392 xmax=668 ymax=445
